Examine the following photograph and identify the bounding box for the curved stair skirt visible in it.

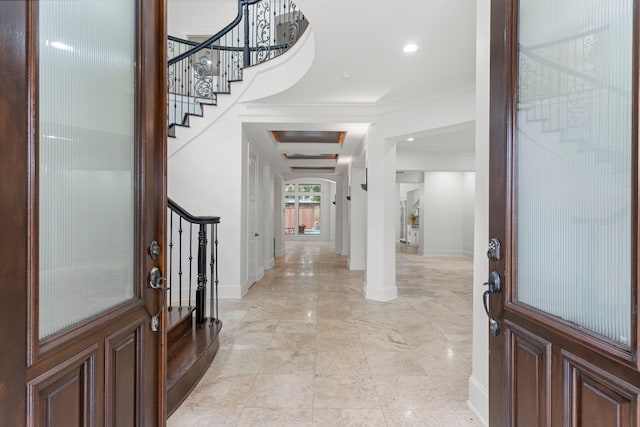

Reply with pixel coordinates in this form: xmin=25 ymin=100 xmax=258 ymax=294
xmin=167 ymin=28 xmax=316 ymax=158
xmin=166 ymin=305 xmax=223 ymax=416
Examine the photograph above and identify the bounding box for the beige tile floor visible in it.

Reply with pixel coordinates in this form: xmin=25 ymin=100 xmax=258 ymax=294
xmin=168 ymin=241 xmax=483 ymax=427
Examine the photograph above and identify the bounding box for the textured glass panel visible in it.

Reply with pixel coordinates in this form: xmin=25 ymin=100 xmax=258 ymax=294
xmin=515 ymin=0 xmax=632 ymax=344
xmin=39 ymin=0 xmax=136 ymax=339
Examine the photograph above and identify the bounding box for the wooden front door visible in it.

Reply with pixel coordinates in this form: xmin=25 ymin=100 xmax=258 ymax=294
xmin=0 ymin=1 xmax=167 ymax=426
xmin=488 ymin=0 xmax=640 ymax=425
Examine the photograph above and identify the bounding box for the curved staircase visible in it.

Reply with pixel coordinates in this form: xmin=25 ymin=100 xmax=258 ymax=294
xmin=165 ymin=0 xmax=309 ymax=415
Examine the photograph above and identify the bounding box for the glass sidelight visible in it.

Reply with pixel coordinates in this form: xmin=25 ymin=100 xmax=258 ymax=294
xmin=38 ymin=0 xmax=136 ymax=339
xmin=514 ymin=0 xmax=633 ymax=345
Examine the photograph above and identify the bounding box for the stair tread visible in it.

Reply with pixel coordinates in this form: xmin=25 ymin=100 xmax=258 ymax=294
xmin=167 ymin=306 xmax=195 ymax=333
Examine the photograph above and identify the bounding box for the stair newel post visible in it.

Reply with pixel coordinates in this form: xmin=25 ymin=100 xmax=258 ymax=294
xmin=243 ymin=0 xmax=251 ymax=67
xmin=196 ymin=223 xmax=208 ymax=324
xmin=209 ymin=223 xmax=215 ymax=323
xmin=214 ymin=223 xmax=219 ymax=322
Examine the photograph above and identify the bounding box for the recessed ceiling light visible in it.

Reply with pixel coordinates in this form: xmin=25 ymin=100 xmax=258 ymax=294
xmin=407 ymin=137 xmax=415 ymax=142
xmin=341 ymin=72 xmax=352 ymax=80
xmin=403 ymin=43 xmax=418 ymax=53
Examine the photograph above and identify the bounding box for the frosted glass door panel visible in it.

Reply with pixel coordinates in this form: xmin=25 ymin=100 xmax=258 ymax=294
xmin=515 ymin=0 xmax=633 ymax=345
xmin=39 ymin=0 xmax=136 ymax=339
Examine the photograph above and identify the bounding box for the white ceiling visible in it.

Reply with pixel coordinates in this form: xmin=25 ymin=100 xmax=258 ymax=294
xmin=243 ymin=0 xmax=477 ymax=176
xmin=396 ymin=121 xmax=475 ymax=154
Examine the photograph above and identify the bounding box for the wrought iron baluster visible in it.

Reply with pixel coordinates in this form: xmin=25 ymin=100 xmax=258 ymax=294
xmin=196 ymin=224 xmax=208 ymax=324
xmin=189 ymin=223 xmax=193 ymax=307
xmin=209 ymin=224 xmax=217 ymax=321
xmin=178 ymin=217 xmax=183 ymax=306
xmin=214 ymin=222 xmax=219 ymax=322
xmin=243 ymin=1 xmax=251 ymax=67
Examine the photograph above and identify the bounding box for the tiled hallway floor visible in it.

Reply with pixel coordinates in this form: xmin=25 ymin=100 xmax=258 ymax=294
xmin=168 ymin=241 xmax=483 ymax=426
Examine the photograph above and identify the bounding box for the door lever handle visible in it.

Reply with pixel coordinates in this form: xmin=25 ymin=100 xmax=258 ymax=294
xmin=149 ymin=267 xmax=166 ymax=332
xmin=483 ymin=271 xmax=501 ymax=336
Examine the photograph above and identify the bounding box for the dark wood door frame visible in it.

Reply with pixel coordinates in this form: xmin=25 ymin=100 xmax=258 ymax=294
xmin=0 ymin=1 xmax=168 ymax=425
xmin=489 ymin=0 xmax=640 ymax=425
xmin=488 ymin=0 xmax=511 ymax=425
xmin=0 ymin=2 xmax=30 ymax=425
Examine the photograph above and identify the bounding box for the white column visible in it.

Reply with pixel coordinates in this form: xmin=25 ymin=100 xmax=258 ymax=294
xmin=334 ymin=177 xmax=344 ymax=254
xmin=342 ymin=178 xmax=350 ymax=256
xmin=364 ymin=125 xmax=397 ymax=301
xmin=468 ymin=0 xmax=490 ymax=424
xmin=418 ymin=181 xmax=426 ymax=255
xmin=262 ymin=164 xmax=275 ymax=269
xmin=349 ymin=167 xmax=366 ymax=270
xmin=273 ymin=176 xmax=284 ymax=257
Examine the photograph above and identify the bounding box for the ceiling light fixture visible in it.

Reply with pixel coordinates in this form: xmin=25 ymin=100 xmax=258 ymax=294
xmin=341 ymin=71 xmax=352 ymax=80
xmin=403 ymin=43 xmax=418 ymax=53
xmin=407 ymin=137 xmax=415 ymax=142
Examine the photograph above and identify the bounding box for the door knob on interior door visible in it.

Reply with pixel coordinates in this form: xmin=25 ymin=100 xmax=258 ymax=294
xmin=255 ymin=233 xmax=259 ymax=237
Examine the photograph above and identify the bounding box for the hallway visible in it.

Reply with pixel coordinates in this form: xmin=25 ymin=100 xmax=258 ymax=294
xmin=168 ymin=241 xmax=482 ymax=426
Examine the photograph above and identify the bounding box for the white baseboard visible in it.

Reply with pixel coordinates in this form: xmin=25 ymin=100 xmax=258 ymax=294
xmin=467 ymin=375 xmax=489 ymax=427
xmin=264 ymin=257 xmax=275 ymax=269
xmin=462 ymin=250 xmax=474 ymax=259
xmin=276 ymin=248 xmax=285 ymax=257
xmin=364 ymin=284 xmax=397 ymax=302
xmin=217 ymin=284 xmax=243 ymax=299
xmin=421 ymin=249 xmax=467 ymax=257
xmin=348 ymin=259 xmax=365 ymax=270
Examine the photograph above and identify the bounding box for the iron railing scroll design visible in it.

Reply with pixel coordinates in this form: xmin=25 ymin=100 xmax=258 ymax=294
xmin=167 ymin=199 xmax=221 ymax=325
xmin=167 ymin=0 xmax=308 ymax=134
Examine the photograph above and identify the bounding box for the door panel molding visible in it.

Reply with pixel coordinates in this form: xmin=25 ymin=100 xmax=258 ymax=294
xmin=37 ymin=300 xmax=145 ymax=363
xmin=27 ymin=345 xmax=97 ymax=427
xmin=505 ymin=302 xmax=634 ymax=364
xmin=506 ymin=320 xmax=552 ymax=427
xmin=563 ymin=350 xmax=640 ymax=427
xmin=104 ymin=317 xmax=145 ymax=427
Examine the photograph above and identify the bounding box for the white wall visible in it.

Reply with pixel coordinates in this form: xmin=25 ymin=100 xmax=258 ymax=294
xmin=329 ymin=181 xmax=336 ymax=242
xmin=468 ymin=0 xmax=490 ymax=424
xmin=397 ymin=152 xmax=474 ymax=171
xmin=262 ymin=162 xmax=275 ymax=270
xmin=168 ymin=105 xmax=243 ymax=299
xmin=421 ymin=172 xmax=465 ymax=256
xmin=463 ymin=172 xmax=475 ymax=258
xmin=341 ymin=178 xmax=350 ymax=256
xmin=349 ymin=167 xmax=367 ymax=270
xmin=274 ymin=176 xmax=285 ymax=257
xmin=334 ymin=177 xmax=344 ymax=254
xmin=167 ymin=0 xmax=239 ymax=38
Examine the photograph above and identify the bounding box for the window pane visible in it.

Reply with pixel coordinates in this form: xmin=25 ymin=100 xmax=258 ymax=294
xmin=39 ymin=0 xmax=136 ymax=339
xmin=299 ymin=184 xmax=321 ymax=192
xmin=285 ymin=183 xmax=296 ymax=192
xmin=515 ymin=0 xmax=632 ymax=345
xmin=298 ymin=196 xmax=320 ymax=234
xmin=284 ymin=195 xmax=295 ymax=234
